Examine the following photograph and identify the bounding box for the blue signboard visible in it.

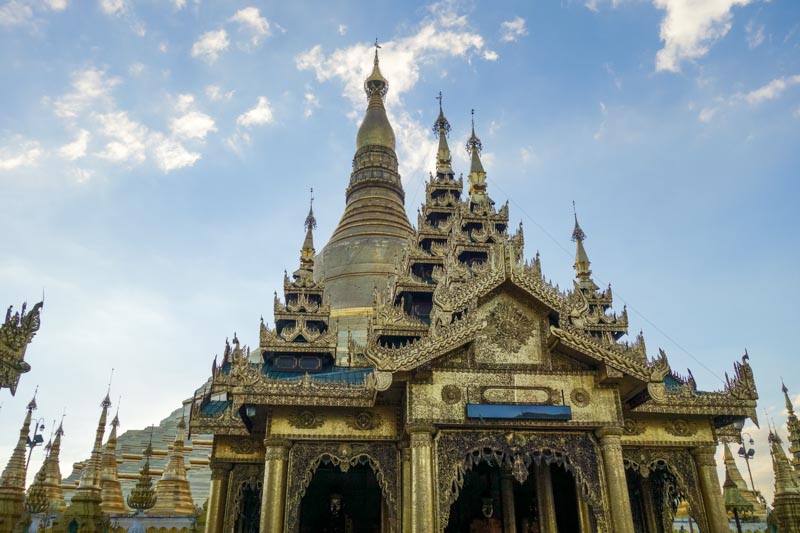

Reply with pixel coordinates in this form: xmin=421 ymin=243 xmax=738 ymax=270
xmin=466 ymin=404 xmax=572 ymax=421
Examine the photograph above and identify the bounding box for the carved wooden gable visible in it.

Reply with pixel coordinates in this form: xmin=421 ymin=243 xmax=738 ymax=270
xmin=472 ymin=292 xmax=546 ymax=367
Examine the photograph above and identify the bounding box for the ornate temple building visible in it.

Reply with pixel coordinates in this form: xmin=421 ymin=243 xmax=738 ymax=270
xmin=189 ymin=49 xmax=764 ymax=533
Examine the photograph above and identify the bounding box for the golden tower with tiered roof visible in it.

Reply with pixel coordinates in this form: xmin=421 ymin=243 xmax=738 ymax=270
xmin=190 ymin=50 xmax=761 ymax=533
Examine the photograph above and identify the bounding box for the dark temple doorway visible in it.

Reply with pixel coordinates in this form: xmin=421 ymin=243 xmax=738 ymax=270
xmin=299 ymin=461 xmax=383 ymax=533
xmin=234 ymin=484 xmax=261 ymax=533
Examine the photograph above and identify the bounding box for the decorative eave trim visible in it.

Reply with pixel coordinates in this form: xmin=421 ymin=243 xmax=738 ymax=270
xmin=548 ymin=326 xmax=650 ymax=382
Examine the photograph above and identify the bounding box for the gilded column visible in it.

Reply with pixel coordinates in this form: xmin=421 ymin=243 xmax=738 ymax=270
xmin=576 ymin=483 xmax=593 ymax=533
xmin=205 ymin=460 xmax=232 ymax=533
xmin=535 ymin=462 xmax=557 ymax=533
xmin=400 ymin=444 xmax=412 ymax=533
xmin=408 ymin=424 xmax=436 ymax=533
xmin=500 ymin=467 xmax=517 ymax=533
xmin=690 ymin=446 xmax=728 ymax=533
xmin=595 ymin=427 xmax=635 ymax=533
xmin=260 ymin=438 xmax=290 ymax=533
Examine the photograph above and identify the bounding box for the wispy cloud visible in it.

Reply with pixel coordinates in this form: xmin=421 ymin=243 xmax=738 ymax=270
xmin=54 ymin=68 xmax=120 ymax=119
xmin=59 ymin=129 xmax=90 ymax=160
xmin=0 ymin=136 xmax=43 ymax=171
xmin=229 ymin=6 xmax=271 ymax=47
xmin=237 ymin=96 xmax=273 ymax=127
xmin=743 ymin=75 xmax=800 ymax=105
xmin=746 ymin=19 xmax=765 ymax=49
xmin=500 ymin=16 xmax=527 ymax=42
xmin=191 ymin=29 xmax=230 ymax=64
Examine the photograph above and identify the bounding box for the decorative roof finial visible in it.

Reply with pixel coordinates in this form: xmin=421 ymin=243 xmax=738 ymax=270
xmin=364 ymin=38 xmax=388 ymax=100
xmin=466 ymin=109 xmax=482 ymax=154
xmin=572 ymin=201 xmax=587 ymax=242
xmin=571 ymin=202 xmax=593 ymax=284
xmin=305 ymin=188 xmax=317 ymax=231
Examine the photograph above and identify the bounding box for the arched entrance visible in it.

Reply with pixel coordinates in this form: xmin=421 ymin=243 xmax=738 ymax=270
xmin=223 ymin=464 xmax=263 ymax=533
xmin=444 ymin=451 xmax=585 ymax=532
xmin=300 ymin=461 xmax=384 ymax=532
xmin=285 ymin=442 xmax=400 ymax=533
xmin=623 ymin=450 xmax=708 ymax=533
xmin=437 ymin=431 xmax=608 ymax=532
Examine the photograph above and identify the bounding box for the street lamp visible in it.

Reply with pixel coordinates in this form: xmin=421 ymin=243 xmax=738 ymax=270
xmin=737 ymin=432 xmax=757 ymax=492
xmin=25 ymin=417 xmax=45 ymax=471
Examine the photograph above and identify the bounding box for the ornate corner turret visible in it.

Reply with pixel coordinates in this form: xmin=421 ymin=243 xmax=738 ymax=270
xmin=0 ymin=395 xmax=36 ymax=530
xmin=564 ymin=209 xmax=628 ymax=342
xmin=768 ymin=430 xmax=800 ymax=530
xmin=99 ymin=410 xmax=126 ymax=514
xmin=782 ymin=381 xmax=800 ymax=472
xmin=150 ymin=413 xmax=194 ymax=515
xmin=466 ymin=110 xmax=489 ymax=207
xmin=0 ymin=301 xmax=43 ymax=395
xmin=127 ymin=434 xmax=158 ymax=514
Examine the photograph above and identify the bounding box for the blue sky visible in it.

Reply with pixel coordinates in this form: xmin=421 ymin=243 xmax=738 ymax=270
xmin=1 ymin=0 xmax=799 ymax=505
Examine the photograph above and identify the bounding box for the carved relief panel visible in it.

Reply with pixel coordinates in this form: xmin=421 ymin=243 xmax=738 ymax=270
xmin=270 ymin=406 xmax=400 ymax=440
xmin=473 ymin=294 xmax=546 ymax=366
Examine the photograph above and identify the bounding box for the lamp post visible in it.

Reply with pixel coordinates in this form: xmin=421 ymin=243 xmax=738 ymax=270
xmin=738 ymin=432 xmax=757 ymax=492
xmin=25 ymin=417 xmax=45 ymax=471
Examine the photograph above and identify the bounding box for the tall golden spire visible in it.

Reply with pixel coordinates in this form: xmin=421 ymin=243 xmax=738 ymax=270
xmin=100 ymin=409 xmax=126 ymax=514
xmin=466 ymin=109 xmax=489 ymax=205
xmin=63 ymin=391 xmax=112 ymax=532
xmin=433 ymin=92 xmax=454 ymax=180
xmin=318 ymin=39 xmax=413 ymax=331
xmin=41 ymin=420 xmax=65 ymax=512
xmin=0 ymin=394 xmax=37 ymax=530
xmin=150 ymin=412 xmax=195 ymax=515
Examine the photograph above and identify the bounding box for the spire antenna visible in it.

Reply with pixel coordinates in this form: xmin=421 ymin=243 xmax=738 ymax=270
xmin=436 ymin=91 xmax=442 ymax=112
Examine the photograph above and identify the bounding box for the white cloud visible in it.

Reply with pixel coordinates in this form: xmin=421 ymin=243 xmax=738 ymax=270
xmin=128 ymin=62 xmax=145 ymax=76
xmin=296 ymin=5 xmax=489 ymax=179
xmin=205 ymin=85 xmax=234 ymax=101
xmin=171 ymin=111 xmax=216 ymax=140
xmin=0 ymin=1 xmax=32 ymax=26
xmin=172 ymin=0 xmax=186 ymax=8
xmin=224 ymin=131 xmax=251 ymax=155
xmin=745 ymin=19 xmax=765 ymax=49
xmin=337 ymin=24 xmax=347 ymax=36
xmin=229 ymin=6 xmax=270 ymax=46
xmin=0 ymin=137 xmax=43 ymax=171
xmin=59 ymin=129 xmax=90 ymax=160
xmin=54 ymin=68 xmax=120 ymax=119
xmin=483 ymin=50 xmax=498 ymax=61
xmin=44 ymin=0 xmax=67 ymax=10
xmin=95 ymin=111 xmax=148 ymax=164
xmin=71 ymin=167 xmax=93 ymax=183
xmin=159 ymin=41 xmax=168 ymax=53
xmin=500 ymin=17 xmax=527 ymax=42
xmin=0 ymin=0 xmax=67 ymax=26
xmin=743 ymin=75 xmax=800 ymax=105
xmin=150 ymin=133 xmax=200 ymax=172
xmin=176 ymin=93 xmax=195 ymax=113
xmin=191 ymin=29 xmax=229 ymax=63
xmin=654 ymin=0 xmax=752 ymax=73
xmin=304 ymin=92 xmax=320 ymax=118
xmin=99 ymin=0 xmax=125 ymax=16
xmin=698 ymin=107 xmax=717 ymax=122
xmin=520 ymin=146 xmax=538 ymax=165
xmin=794 ymin=105 xmax=800 ymax=119
xmin=237 ymin=97 xmax=273 ymax=127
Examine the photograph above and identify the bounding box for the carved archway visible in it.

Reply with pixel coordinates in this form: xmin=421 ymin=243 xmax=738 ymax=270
xmin=285 ymin=441 xmax=399 ymax=533
xmin=436 ymin=430 xmax=610 ymax=533
xmin=223 ymin=463 xmax=263 ymax=533
xmin=623 ymin=448 xmax=709 ymax=533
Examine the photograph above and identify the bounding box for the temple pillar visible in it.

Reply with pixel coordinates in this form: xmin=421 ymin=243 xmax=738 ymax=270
xmin=691 ymin=445 xmax=728 ymax=533
xmin=536 ymin=462 xmax=557 ymax=533
xmin=640 ymin=476 xmax=660 ymax=533
xmin=408 ymin=424 xmax=436 ymax=533
xmin=596 ymin=427 xmax=635 ymax=533
xmin=576 ymin=482 xmax=593 ymax=533
xmin=260 ymin=438 xmax=291 ymax=533
xmin=205 ymin=460 xmax=232 ymax=533
xmin=400 ymin=444 xmax=412 ymax=533
xmin=500 ymin=467 xmax=517 ymax=533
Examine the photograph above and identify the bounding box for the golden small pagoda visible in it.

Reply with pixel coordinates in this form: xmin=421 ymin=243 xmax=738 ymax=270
xmin=190 ymin=49 xmax=761 ymax=533
xmin=150 ymin=413 xmax=196 ymax=515
xmin=42 ymin=422 xmax=67 ymax=514
xmin=99 ymin=410 xmax=127 ymax=515
xmin=0 ymin=395 xmax=37 ymax=531
xmin=59 ymin=392 xmax=112 ymax=532
xmin=767 ymin=429 xmax=800 ymax=531
xmin=721 ymin=442 xmax=765 ymax=520
xmin=0 ymin=301 xmax=43 ymax=395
